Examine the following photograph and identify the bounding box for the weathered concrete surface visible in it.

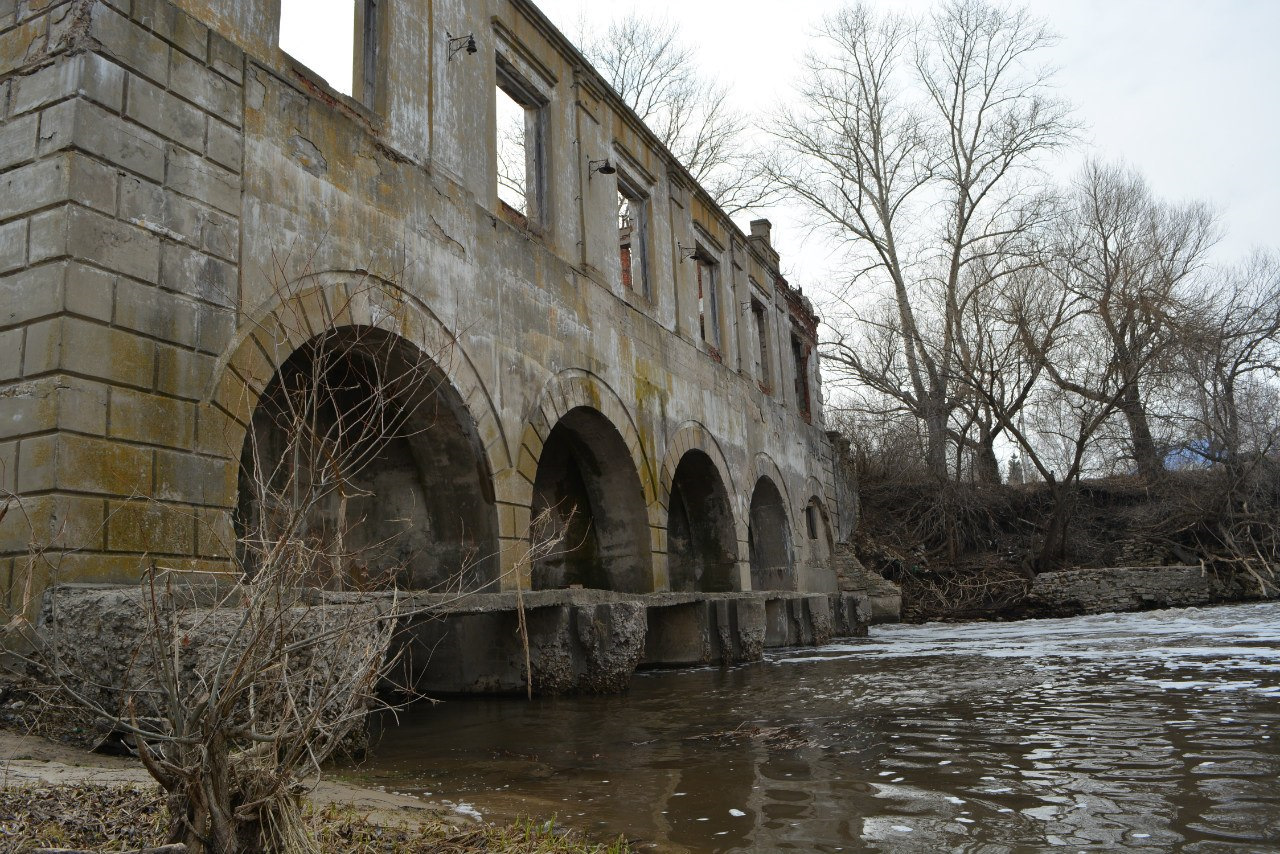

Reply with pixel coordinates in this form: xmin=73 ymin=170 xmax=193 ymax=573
xmin=0 ymin=0 xmax=845 ymax=624
xmin=833 ymin=546 xmax=901 ymax=624
xmin=1027 ymin=566 xmax=1279 ymax=618
xmin=363 ymin=589 xmax=866 ymax=694
xmin=33 ymin=584 xmax=389 ymax=723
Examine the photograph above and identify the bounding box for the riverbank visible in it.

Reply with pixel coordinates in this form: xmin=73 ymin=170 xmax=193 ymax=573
xmin=0 ymin=729 xmax=631 ymax=853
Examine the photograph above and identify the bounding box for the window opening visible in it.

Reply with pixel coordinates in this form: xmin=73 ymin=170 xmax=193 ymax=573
xmin=617 ymin=178 xmax=650 ymax=297
xmin=806 ymin=503 xmax=818 ymax=539
xmin=752 ymin=298 xmax=771 ymax=390
xmin=279 ymin=0 xmax=378 ymax=100
xmin=792 ymin=333 xmax=811 ymax=419
xmin=697 ymin=253 xmax=720 ymax=350
xmin=495 ymin=61 xmax=546 ymax=225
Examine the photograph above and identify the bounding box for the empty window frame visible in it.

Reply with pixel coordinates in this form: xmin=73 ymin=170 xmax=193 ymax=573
xmin=697 ymin=253 xmax=720 ymax=350
xmin=617 ymin=176 xmax=650 ymax=297
xmin=805 ymin=502 xmax=819 ymax=539
xmin=279 ymin=0 xmax=379 ymax=102
xmin=495 ymin=59 xmax=547 ymax=225
xmin=791 ymin=332 xmax=811 ymax=418
xmin=751 ymin=297 xmax=771 ymax=390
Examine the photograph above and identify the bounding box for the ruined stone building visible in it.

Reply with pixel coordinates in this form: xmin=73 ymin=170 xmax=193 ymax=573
xmin=0 ymin=0 xmax=843 ymax=626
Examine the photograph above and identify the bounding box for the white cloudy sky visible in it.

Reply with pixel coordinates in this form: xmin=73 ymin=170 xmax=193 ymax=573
xmin=283 ymin=0 xmax=1279 ymax=289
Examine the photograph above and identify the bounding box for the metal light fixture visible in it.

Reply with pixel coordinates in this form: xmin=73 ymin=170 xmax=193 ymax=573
xmin=678 ymin=243 xmax=705 ymax=262
xmin=447 ymin=32 xmax=477 ymax=61
xmin=588 ymin=158 xmax=616 ymax=177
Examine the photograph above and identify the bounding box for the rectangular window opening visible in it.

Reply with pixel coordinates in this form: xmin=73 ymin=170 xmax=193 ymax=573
xmin=617 ymin=178 xmax=649 ymax=297
xmin=752 ymin=298 xmax=771 ymax=390
xmin=792 ymin=333 xmax=811 ymax=419
xmin=279 ymin=0 xmax=378 ymax=100
xmin=495 ymin=63 xmax=545 ymax=226
xmin=806 ymin=504 xmax=819 ymax=539
xmin=697 ymin=253 xmax=720 ymax=351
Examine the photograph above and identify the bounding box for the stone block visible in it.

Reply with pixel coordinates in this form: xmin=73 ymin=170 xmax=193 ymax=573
xmin=154 ymin=448 xmax=236 ymax=506
xmin=106 ymin=499 xmax=195 ymax=554
xmin=66 ymin=152 xmax=117 ymax=215
xmin=114 ymin=276 xmax=199 ymax=347
xmin=125 ymin=73 xmax=205 ymax=151
xmin=208 ymin=31 xmax=242 ymax=84
xmin=9 ymin=52 xmax=124 ymax=117
xmin=0 ymin=112 xmax=37 ymax=170
xmin=168 ymin=49 xmax=238 ymax=120
xmin=131 ymin=0 xmax=207 ymax=61
xmin=90 ymin=2 xmax=169 ymax=84
xmin=0 ymin=219 xmax=25 ymax=274
xmin=56 ymin=316 xmax=156 ymax=389
xmin=109 ymin=385 xmax=195 ymax=448
xmin=159 ymin=241 xmax=236 ymax=308
xmin=0 ymin=439 xmax=15 ymax=492
xmin=0 ymin=263 xmax=62 ymax=328
xmin=0 ymin=328 xmax=21 ymax=381
xmin=63 ymin=261 xmax=115 ymax=322
xmin=0 ymin=375 xmax=107 ymax=440
xmin=155 ymin=342 xmax=214 ymax=400
xmin=0 ymin=493 xmax=106 ymax=554
xmin=38 ymin=98 xmax=165 ymax=181
xmin=18 ymin=432 xmax=152 ymax=495
xmin=0 ymin=16 xmax=49 ymax=79
xmin=204 ymin=117 xmax=240 ymax=172
xmin=194 ymin=402 xmax=244 ymax=458
xmin=66 ymin=206 xmax=161 ymax=282
xmin=165 ymin=145 xmax=239 ymax=215
xmin=196 ymin=507 xmax=234 ymax=558
xmin=0 ymin=156 xmax=66 ymax=220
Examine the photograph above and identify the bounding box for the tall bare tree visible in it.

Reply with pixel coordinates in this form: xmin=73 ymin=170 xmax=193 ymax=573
xmin=771 ymin=0 xmax=1074 ymax=480
xmin=583 ymin=14 xmax=776 ymax=214
xmin=1173 ymin=251 xmax=1280 ymax=467
xmin=1047 ymin=160 xmax=1218 ymax=480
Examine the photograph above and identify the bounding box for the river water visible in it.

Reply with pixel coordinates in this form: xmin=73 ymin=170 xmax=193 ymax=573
xmin=347 ymin=602 xmax=1280 ymax=852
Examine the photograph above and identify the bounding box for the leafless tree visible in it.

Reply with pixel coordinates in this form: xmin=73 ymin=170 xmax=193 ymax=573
xmin=770 ymin=0 xmax=1075 ymax=480
xmin=1170 ymin=250 xmax=1280 ymax=468
xmin=1045 ymin=160 xmax=1218 ymax=480
xmin=582 ymin=13 xmax=777 ymax=215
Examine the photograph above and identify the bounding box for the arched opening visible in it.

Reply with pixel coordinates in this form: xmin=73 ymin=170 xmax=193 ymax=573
xmin=666 ymin=450 xmax=737 ymax=592
xmin=804 ymin=495 xmax=834 ymax=568
xmin=748 ymin=476 xmax=794 ymax=591
xmin=530 ymin=407 xmax=652 ymax=593
xmin=235 ymin=327 xmax=499 ymax=591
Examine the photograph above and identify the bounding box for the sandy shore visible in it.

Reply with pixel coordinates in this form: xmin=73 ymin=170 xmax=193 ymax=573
xmin=0 ymin=729 xmax=451 ymax=830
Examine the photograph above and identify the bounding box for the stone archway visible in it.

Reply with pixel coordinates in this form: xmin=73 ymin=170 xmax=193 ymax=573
xmin=666 ymin=450 xmax=738 ymax=592
xmin=236 ymin=326 xmax=499 ymax=591
xmin=748 ymin=476 xmax=794 ymax=591
xmin=530 ymin=406 xmax=653 ymax=593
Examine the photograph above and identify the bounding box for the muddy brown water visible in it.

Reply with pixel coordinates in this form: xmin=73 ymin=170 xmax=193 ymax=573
xmin=344 ymin=601 xmax=1280 ymax=852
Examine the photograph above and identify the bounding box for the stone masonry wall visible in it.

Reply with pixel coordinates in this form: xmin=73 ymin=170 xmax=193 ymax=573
xmin=1 ymin=0 xmax=840 ymax=614
xmin=2 ymin=0 xmax=244 ymax=613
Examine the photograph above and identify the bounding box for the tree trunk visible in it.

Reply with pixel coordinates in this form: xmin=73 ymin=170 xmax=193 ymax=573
xmin=973 ymin=430 xmax=1002 ymax=484
xmin=1035 ymin=482 xmax=1077 ymax=572
xmin=1120 ymin=384 xmax=1163 ymax=480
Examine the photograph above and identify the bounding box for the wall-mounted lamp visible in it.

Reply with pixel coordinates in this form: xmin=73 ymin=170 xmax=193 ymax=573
xmin=679 ymin=243 xmax=707 ymax=262
xmin=588 ymin=158 xmax=616 ymax=178
xmin=447 ymin=32 xmax=477 ymax=61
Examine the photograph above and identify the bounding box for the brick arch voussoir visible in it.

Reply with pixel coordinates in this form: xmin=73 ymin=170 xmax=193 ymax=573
xmin=204 ymin=272 xmax=510 ymax=480
xmin=511 ymin=370 xmax=659 ymax=531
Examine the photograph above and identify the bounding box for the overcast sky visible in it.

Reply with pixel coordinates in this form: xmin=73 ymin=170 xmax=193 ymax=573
xmin=534 ymin=0 xmax=1279 ymax=289
xmin=283 ymin=0 xmax=1279 ymax=289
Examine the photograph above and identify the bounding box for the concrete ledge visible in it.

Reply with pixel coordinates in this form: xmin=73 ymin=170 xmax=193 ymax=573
xmin=37 ymin=586 xmax=868 ymax=698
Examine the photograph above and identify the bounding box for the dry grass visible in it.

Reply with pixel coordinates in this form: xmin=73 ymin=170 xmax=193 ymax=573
xmin=0 ymin=783 xmax=633 ymax=854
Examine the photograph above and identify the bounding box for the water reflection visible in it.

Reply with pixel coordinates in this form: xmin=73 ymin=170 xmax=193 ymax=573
xmin=346 ymin=602 xmax=1280 ymax=852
